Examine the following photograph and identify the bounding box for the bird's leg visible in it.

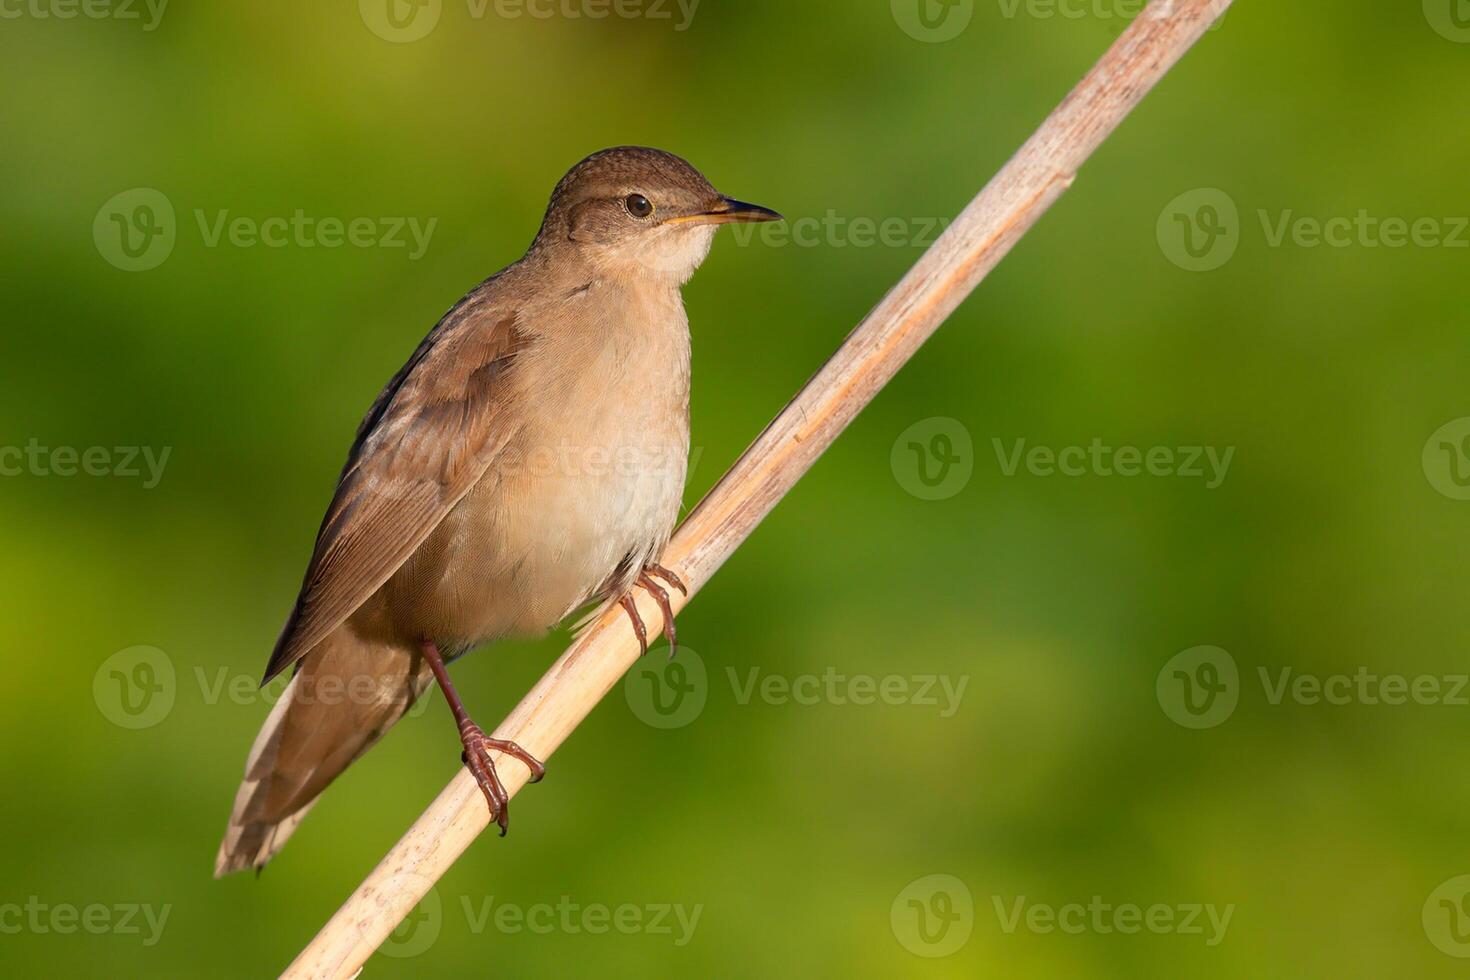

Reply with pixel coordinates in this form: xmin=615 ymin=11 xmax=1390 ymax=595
xmin=418 ymin=640 xmax=544 ymax=837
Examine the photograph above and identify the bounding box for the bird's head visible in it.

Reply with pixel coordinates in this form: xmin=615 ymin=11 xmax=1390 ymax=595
xmin=533 ymin=146 xmax=782 ymax=284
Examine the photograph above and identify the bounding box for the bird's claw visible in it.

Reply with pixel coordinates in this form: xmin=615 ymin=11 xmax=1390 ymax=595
xmin=645 ymin=563 xmax=688 ymax=597
xmin=617 ymin=564 xmax=684 ymax=659
xmin=458 ymin=722 xmax=545 ymax=836
xmin=635 ymin=570 xmax=680 ymax=660
xmin=618 ymin=593 xmax=649 ymax=656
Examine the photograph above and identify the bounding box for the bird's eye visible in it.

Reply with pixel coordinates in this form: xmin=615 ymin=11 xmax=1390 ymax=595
xmin=625 ymin=193 xmax=654 ymax=219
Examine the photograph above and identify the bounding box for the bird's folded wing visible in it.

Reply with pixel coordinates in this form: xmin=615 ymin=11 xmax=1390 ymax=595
xmin=263 ymin=297 xmax=531 ymax=681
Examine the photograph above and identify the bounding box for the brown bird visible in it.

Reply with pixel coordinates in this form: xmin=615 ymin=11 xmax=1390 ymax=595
xmin=215 ymin=147 xmax=779 ymax=876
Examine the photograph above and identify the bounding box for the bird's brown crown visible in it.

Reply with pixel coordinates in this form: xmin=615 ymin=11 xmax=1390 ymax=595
xmin=549 ymin=146 xmax=719 ymax=212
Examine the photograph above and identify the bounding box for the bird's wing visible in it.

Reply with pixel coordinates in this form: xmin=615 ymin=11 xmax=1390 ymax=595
xmin=262 ymin=290 xmax=532 ymax=682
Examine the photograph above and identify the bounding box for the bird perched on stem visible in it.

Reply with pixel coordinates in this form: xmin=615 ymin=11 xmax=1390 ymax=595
xmin=215 ymin=147 xmax=780 ymax=876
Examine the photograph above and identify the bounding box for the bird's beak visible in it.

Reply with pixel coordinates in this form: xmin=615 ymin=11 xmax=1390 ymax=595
xmin=667 ymin=198 xmax=784 ymax=226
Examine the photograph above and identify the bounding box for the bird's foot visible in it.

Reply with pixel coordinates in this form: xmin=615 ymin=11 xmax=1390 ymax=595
xmin=617 ymin=563 xmax=686 ymax=659
xmin=618 ymin=593 xmax=649 ymax=655
xmin=645 ymin=563 xmax=688 ymax=597
xmin=458 ymin=721 xmax=545 ymax=837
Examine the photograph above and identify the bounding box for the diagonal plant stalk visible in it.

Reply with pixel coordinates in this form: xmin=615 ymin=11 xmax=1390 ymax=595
xmin=282 ymin=1 xmax=1234 ymax=974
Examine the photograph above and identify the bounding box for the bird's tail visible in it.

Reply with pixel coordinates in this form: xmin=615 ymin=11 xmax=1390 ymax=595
xmin=213 ymin=624 xmax=433 ymax=877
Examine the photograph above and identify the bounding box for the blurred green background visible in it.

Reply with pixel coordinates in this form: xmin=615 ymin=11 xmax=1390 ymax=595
xmin=3 ymin=0 xmax=1469 ymax=975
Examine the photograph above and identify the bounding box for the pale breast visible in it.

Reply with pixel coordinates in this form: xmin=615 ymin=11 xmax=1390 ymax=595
xmin=382 ymin=280 xmax=691 ymax=651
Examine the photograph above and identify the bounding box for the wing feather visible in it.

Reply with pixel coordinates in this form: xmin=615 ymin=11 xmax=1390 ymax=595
xmin=263 ymin=288 xmax=532 ymax=681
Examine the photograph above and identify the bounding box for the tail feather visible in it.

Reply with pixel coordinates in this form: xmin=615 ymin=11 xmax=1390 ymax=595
xmin=214 ymin=626 xmax=432 ymax=877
